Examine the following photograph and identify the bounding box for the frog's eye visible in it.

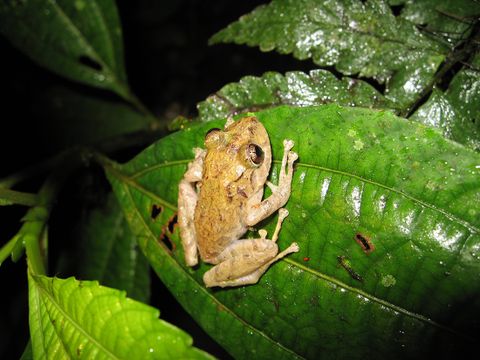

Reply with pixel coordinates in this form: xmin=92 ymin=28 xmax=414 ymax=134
xmin=246 ymin=143 xmax=264 ymax=166
xmin=205 ymin=128 xmax=222 ymax=147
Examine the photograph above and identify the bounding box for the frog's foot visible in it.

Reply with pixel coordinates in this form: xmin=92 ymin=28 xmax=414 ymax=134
xmin=266 ymin=181 xmax=278 ymax=192
xmin=203 ymin=239 xmax=299 ymax=288
xmin=204 ymin=209 xmax=297 ymax=288
xmin=280 ymin=139 xmax=297 ymax=184
xmin=259 ymin=207 xmax=288 ymax=243
xmin=283 ymin=139 xmax=294 ymax=152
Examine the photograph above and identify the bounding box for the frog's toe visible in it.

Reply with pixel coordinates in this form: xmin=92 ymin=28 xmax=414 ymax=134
xmin=283 ymin=139 xmax=295 ymax=150
xmin=288 ymin=242 xmax=300 ymax=252
xmin=288 ymin=151 xmax=298 ymax=162
xmin=278 ymin=208 xmax=289 ymax=219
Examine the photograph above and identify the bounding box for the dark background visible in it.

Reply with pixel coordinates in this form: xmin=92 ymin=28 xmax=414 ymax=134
xmin=0 ymin=1 xmax=316 ymax=358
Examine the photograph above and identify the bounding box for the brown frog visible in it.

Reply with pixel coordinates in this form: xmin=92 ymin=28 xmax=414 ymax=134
xmin=178 ymin=116 xmax=299 ymax=287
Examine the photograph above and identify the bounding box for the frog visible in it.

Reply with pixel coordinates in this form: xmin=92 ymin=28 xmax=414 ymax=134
xmin=177 ymin=116 xmax=299 ymax=288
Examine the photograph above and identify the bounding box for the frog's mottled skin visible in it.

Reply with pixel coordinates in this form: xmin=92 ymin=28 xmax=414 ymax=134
xmin=178 ymin=116 xmax=299 ymax=287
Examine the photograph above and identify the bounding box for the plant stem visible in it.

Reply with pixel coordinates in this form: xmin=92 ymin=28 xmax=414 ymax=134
xmin=0 ymin=234 xmax=19 ymax=266
xmin=0 ymin=188 xmax=38 ymax=206
xmin=21 ymin=152 xmax=82 ymax=275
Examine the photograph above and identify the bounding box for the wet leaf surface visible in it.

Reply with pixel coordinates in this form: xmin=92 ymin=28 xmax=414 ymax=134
xmin=28 ymin=274 xmax=212 ymax=359
xmin=210 ymin=0 xmax=448 ymax=109
xmin=411 ymin=54 xmax=480 ymax=150
xmin=393 ymin=0 xmax=480 ymax=41
xmin=107 ymin=105 xmax=480 ymax=359
xmin=197 ymin=69 xmax=397 ymax=122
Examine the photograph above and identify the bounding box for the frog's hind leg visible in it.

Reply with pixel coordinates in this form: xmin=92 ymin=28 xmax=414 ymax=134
xmin=203 ymin=208 xmax=299 ymax=288
xmin=178 ymin=148 xmax=206 ymax=266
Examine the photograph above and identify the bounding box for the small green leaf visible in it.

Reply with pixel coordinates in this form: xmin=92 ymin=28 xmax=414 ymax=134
xmin=28 ymin=273 xmax=212 ymax=359
xmin=210 ymin=0 xmax=448 ymax=109
xmin=197 ymin=70 xmax=397 ymax=122
xmin=411 ymin=54 xmax=480 ymax=150
xmin=107 ymin=105 xmax=480 ymax=358
xmin=0 ymin=0 xmax=131 ymax=101
xmin=76 ymin=193 xmax=151 ymax=303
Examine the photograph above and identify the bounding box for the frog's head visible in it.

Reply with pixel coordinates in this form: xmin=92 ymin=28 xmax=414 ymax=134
xmin=204 ymin=116 xmax=272 ymax=187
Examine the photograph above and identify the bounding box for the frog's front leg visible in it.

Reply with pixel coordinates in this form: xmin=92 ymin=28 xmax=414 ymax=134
xmin=178 ymin=148 xmax=206 ymax=266
xmin=245 ymin=139 xmax=298 ymax=226
xmin=203 ymin=209 xmax=299 ymax=288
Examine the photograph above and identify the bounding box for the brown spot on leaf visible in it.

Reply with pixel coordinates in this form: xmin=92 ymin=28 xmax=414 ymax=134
xmin=158 ymin=213 xmax=178 ymax=252
xmin=337 ymin=255 xmax=363 ymax=282
xmin=355 ymin=232 xmax=375 ymax=254
xmin=167 ymin=213 xmax=178 ymax=234
xmin=151 ymin=204 xmax=163 ymax=219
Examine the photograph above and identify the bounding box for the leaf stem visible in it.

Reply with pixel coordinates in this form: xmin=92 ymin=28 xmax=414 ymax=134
xmin=16 ymin=151 xmax=85 ymax=274
xmin=126 ymin=90 xmax=159 ymax=125
xmin=403 ymin=20 xmax=480 ymax=118
xmin=0 ymin=125 xmax=167 ymax=189
xmin=0 ymin=234 xmax=19 ymax=266
xmin=0 ymin=188 xmax=38 ymax=206
xmin=23 ymin=172 xmax=65 ymax=275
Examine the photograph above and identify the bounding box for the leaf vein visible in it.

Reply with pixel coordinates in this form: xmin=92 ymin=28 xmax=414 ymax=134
xmin=35 ymin=276 xmax=120 ymax=359
xmin=120 ymin=180 xmax=305 ymax=359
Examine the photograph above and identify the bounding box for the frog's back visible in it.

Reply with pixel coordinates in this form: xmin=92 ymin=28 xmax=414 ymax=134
xmin=194 ymin=179 xmax=247 ymax=262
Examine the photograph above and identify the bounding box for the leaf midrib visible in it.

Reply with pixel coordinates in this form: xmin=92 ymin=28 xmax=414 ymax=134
xmin=218 ymin=11 xmax=443 ymax=54
xmin=123 ymin=159 xmax=479 ymax=233
xmin=285 ymin=258 xmax=466 ymax=338
xmin=118 ymin=178 xmax=304 ymax=360
xmin=49 ymin=0 xmax=123 ymax=88
xmin=34 ymin=276 xmax=121 ymax=360
xmin=109 ymin=161 xmax=474 ymax=341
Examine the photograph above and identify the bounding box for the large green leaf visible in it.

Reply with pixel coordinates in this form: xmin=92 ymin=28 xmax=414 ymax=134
xmin=411 ymin=54 xmax=480 ymax=150
xmin=0 ymin=0 xmax=131 ymax=101
xmin=197 ymin=70 xmax=397 ymax=123
xmin=392 ymin=0 xmax=480 ymax=39
xmin=34 ymin=85 xmax=154 ymax=151
xmin=28 ymin=273 xmax=212 ymax=359
xmin=209 ymin=0 xmax=448 ymax=109
xmin=76 ymin=193 xmax=151 ymax=303
xmin=106 ymin=105 xmax=480 ymax=359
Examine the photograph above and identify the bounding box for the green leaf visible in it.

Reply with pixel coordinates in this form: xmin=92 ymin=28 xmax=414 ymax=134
xmin=76 ymin=193 xmax=151 ymax=303
xmin=28 ymin=273 xmax=212 ymax=359
xmin=411 ymin=54 xmax=480 ymax=150
xmin=210 ymin=0 xmax=448 ymax=109
xmin=35 ymin=85 xmax=154 ymax=150
xmin=393 ymin=0 xmax=480 ymax=40
xmin=107 ymin=105 xmax=480 ymax=358
xmin=197 ymin=70 xmax=397 ymax=122
xmin=0 ymin=0 xmax=131 ymax=101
